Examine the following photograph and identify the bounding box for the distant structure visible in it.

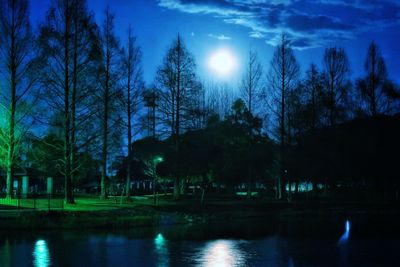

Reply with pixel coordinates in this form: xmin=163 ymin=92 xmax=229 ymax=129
xmin=143 ymin=89 xmax=159 ymax=137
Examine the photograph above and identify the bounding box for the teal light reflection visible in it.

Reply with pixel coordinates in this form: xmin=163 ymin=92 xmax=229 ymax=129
xmin=33 ymin=240 xmax=50 ymax=267
xmin=154 ymin=233 xmax=169 ymax=267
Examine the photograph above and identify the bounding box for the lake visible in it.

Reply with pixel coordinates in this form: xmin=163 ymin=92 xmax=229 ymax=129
xmin=0 ymin=215 xmax=399 ymax=266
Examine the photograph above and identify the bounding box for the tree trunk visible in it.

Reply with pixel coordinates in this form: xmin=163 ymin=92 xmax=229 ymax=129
xmin=126 ymin=38 xmax=132 ymax=198
xmin=279 ymin=36 xmax=286 ymax=200
xmin=101 ymin=12 xmax=112 ymax=199
xmin=64 ymin=1 xmax=74 ymax=204
xmin=247 ymin=166 xmax=252 ymax=199
xmin=173 ymin=37 xmax=182 ymax=200
xmin=6 ymin=4 xmax=17 ymax=198
xmin=71 ymin=10 xmax=78 ymax=194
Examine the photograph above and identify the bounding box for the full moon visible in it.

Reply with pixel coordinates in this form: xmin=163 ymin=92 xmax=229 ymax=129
xmin=208 ymin=49 xmax=237 ymax=78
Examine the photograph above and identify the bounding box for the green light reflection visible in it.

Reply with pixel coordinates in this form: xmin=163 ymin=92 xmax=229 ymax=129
xmin=154 ymin=233 xmax=169 ymax=267
xmin=33 ymin=239 xmax=50 ymax=267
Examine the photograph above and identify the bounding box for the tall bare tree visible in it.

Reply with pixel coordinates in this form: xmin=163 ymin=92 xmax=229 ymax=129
xmin=323 ymin=46 xmax=350 ymax=125
xmin=37 ymin=0 xmax=99 ymax=203
xmin=37 ymin=0 xmax=75 ymax=203
xmin=97 ymin=7 xmax=122 ymax=198
xmin=267 ymin=33 xmax=299 ymax=199
xmin=69 ymin=0 xmax=101 ymax=193
xmin=357 ymin=41 xmax=392 ymax=115
xmin=240 ymin=49 xmax=263 ymax=115
xmin=304 ymin=64 xmax=324 ymax=130
xmin=121 ymin=26 xmax=143 ymax=198
xmin=156 ymin=35 xmax=197 ymax=199
xmin=0 ymin=0 xmax=38 ymax=197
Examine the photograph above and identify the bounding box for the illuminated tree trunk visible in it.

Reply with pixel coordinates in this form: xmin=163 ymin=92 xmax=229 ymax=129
xmin=0 ymin=0 xmax=34 ymax=198
xmin=6 ymin=1 xmax=17 ymax=198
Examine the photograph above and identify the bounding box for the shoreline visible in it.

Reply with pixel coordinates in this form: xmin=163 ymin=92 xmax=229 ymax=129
xmin=1 ymin=198 xmax=399 ymax=230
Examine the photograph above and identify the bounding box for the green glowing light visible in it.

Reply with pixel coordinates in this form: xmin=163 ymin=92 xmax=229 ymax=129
xmin=154 ymin=233 xmax=169 ymax=267
xmin=33 ymin=239 xmax=50 ymax=267
xmin=154 ymin=156 xmax=163 ymax=164
xmin=154 ymin=233 xmax=166 ymax=247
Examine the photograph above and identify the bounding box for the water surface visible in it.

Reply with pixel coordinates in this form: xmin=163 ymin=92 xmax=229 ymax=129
xmin=0 ymin=216 xmax=399 ymax=267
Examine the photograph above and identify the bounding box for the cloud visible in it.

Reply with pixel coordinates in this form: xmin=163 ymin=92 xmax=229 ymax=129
xmin=208 ymin=34 xmax=232 ymax=40
xmin=158 ymin=0 xmax=400 ymax=49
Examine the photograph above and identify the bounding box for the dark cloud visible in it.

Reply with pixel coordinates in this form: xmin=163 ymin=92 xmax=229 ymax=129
xmin=284 ymin=12 xmax=354 ymax=32
xmin=158 ymin=0 xmax=400 ymax=49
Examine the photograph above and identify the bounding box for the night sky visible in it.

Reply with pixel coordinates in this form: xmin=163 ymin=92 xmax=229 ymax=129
xmin=30 ymin=0 xmax=400 ymax=86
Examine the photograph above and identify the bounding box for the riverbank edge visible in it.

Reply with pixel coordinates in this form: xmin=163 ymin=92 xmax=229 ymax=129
xmin=1 ymin=201 xmax=399 ymax=230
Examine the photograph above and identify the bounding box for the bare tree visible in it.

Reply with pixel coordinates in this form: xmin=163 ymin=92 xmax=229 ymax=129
xmin=121 ymin=26 xmax=143 ymax=198
xmin=156 ymin=35 xmax=197 ymax=199
xmin=205 ymin=81 xmax=236 ymax=119
xmin=70 ymin=0 xmax=101 ymax=193
xmin=0 ymin=0 xmax=37 ymax=197
xmin=240 ymin=49 xmax=263 ymax=115
xmin=97 ymin=7 xmax=122 ymax=198
xmin=267 ymin=33 xmax=299 ymax=199
xmin=357 ymin=41 xmax=393 ymax=115
xmin=304 ymin=64 xmax=325 ymax=130
xmin=37 ymin=0 xmax=100 ymax=203
xmin=38 ymin=0 xmax=74 ymax=203
xmin=323 ymin=46 xmax=350 ymax=125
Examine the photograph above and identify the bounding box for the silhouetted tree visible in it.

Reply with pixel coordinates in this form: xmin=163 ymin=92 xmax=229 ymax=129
xmin=97 ymin=6 xmax=122 ymax=198
xmin=304 ymin=64 xmax=325 ymax=130
xmin=69 ymin=0 xmax=101 ymax=190
xmin=37 ymin=0 xmax=77 ymax=203
xmin=267 ymin=33 xmax=300 ymax=199
xmin=121 ymin=26 xmax=143 ymax=197
xmin=323 ymin=46 xmax=350 ymax=125
xmin=156 ymin=35 xmax=197 ymax=199
xmin=240 ymin=49 xmax=263 ymax=115
xmin=357 ymin=41 xmax=393 ymax=115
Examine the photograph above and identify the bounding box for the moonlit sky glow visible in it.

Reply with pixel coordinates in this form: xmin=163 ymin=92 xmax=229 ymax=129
xmin=208 ymin=48 xmax=238 ymax=79
xmin=29 ymin=0 xmax=400 ymax=85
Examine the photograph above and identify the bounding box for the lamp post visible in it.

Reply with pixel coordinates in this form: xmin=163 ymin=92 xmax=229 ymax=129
xmin=153 ymin=156 xmax=163 ymax=205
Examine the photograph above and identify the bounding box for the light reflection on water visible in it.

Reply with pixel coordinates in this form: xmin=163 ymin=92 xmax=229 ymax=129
xmin=154 ymin=233 xmax=169 ymax=267
xmin=196 ymin=240 xmax=247 ymax=267
xmin=338 ymin=220 xmax=351 ymax=245
xmin=33 ymin=240 xmax=51 ymax=267
xmin=0 ymin=217 xmax=398 ymax=266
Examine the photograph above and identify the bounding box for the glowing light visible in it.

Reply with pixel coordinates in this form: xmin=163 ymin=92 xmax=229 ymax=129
xmin=208 ymin=49 xmax=238 ymax=78
xmin=154 ymin=233 xmax=169 ymax=267
xmin=33 ymin=240 xmax=50 ymax=267
xmin=154 ymin=156 xmax=163 ymax=164
xmin=338 ymin=220 xmax=351 ymax=245
xmin=198 ymin=240 xmax=245 ymax=267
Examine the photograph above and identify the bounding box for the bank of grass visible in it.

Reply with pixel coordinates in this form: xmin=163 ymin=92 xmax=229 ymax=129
xmin=0 ymin=194 xmax=399 ymax=230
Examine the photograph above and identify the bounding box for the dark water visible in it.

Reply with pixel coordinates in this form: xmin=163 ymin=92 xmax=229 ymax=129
xmin=0 ymin=216 xmax=399 ymax=267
